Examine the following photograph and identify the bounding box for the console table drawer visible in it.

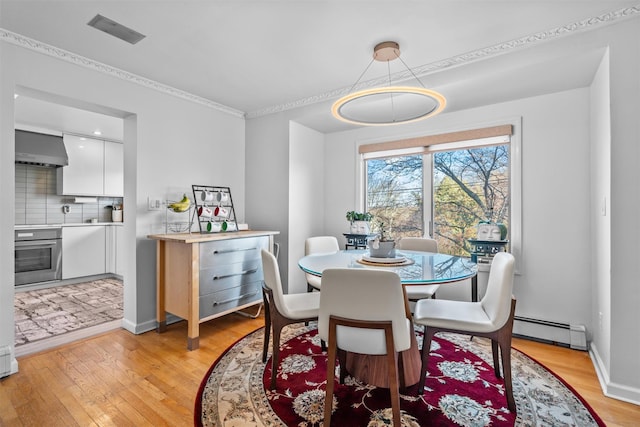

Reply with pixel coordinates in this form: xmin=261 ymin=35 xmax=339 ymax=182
xmin=199 ymin=260 xmax=263 ymax=296
xmin=199 ymin=236 xmax=267 ymax=268
xmin=199 ymin=282 xmax=261 ymax=319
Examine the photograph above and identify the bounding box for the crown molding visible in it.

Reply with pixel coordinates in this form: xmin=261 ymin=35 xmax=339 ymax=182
xmin=246 ymin=4 xmax=640 ymax=119
xmin=0 ymin=28 xmax=246 ymax=119
xmin=2 ymin=4 xmax=639 ymax=121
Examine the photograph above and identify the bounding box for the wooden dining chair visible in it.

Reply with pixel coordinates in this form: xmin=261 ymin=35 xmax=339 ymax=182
xmin=261 ymin=249 xmax=321 ymax=389
xmin=413 ymin=252 xmax=517 ymax=413
xmin=396 ymin=237 xmax=440 ymax=301
xmin=318 ymin=268 xmax=412 ymax=427
xmin=304 ymin=236 xmax=340 ymax=292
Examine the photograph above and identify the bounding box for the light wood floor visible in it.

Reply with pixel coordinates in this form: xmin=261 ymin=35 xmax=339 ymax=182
xmin=1 ymin=312 xmax=638 ymax=426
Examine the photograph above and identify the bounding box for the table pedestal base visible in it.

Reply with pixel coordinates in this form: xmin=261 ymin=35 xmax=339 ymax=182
xmin=344 ymin=333 xmax=421 ymax=389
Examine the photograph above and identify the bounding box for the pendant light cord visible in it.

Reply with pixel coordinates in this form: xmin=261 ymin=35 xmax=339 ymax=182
xmin=396 ymin=55 xmax=427 ymax=89
xmin=346 ymin=57 xmax=376 ymax=94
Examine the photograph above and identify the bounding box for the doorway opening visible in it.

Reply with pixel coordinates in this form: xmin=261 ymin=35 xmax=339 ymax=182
xmin=13 ymin=87 xmax=129 ymax=356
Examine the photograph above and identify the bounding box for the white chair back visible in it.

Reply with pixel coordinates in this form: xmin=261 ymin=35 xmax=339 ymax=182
xmin=261 ymin=249 xmax=289 ymax=315
xmin=318 ymin=268 xmax=411 ymax=354
xmin=397 ymin=237 xmax=438 ymax=252
xmin=304 ymin=236 xmax=340 ymax=291
xmin=305 ymin=236 xmax=340 ymax=255
xmin=480 ymin=252 xmax=516 ymax=329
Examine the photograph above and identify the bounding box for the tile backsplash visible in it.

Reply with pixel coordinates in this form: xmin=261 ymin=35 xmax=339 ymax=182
xmin=15 ymin=164 xmax=123 ymax=225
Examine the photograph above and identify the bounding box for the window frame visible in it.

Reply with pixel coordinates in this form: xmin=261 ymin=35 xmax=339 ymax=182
xmin=355 ymin=118 xmax=522 ymax=272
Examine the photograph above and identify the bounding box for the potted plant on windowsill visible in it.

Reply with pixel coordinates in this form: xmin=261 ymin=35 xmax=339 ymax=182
xmin=369 ymin=221 xmax=396 ymax=258
xmin=346 ymin=211 xmax=373 ymax=234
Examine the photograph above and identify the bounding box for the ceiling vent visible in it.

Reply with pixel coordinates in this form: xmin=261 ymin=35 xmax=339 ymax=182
xmin=87 ymin=14 xmax=145 ymax=45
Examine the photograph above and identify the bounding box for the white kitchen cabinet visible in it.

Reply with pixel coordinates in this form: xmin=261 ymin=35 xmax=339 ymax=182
xmin=62 ymin=226 xmax=106 ymax=279
xmin=57 ymin=135 xmax=123 ymax=196
xmin=57 ymin=135 xmax=104 ymax=195
xmin=104 ymin=141 xmax=123 ymax=197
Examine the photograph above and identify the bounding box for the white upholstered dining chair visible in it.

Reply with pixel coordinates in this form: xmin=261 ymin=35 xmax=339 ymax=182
xmin=396 ymin=237 xmax=440 ymax=301
xmin=261 ymin=249 xmax=321 ymax=389
xmin=413 ymin=251 xmax=517 ymax=413
xmin=319 ymin=268 xmax=412 ymax=427
xmin=304 ymin=236 xmax=340 ymax=292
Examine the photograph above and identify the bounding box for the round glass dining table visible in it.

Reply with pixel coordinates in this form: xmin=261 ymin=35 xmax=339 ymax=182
xmin=299 ymin=249 xmax=477 ymax=286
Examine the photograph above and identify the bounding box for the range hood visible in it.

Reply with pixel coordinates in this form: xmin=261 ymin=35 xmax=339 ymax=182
xmin=15 ymin=130 xmax=69 ymax=167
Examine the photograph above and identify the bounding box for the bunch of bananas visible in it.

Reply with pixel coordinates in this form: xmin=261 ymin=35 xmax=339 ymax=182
xmin=168 ymin=194 xmax=191 ymax=212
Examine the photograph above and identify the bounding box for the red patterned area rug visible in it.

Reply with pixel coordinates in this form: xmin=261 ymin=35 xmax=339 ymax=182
xmin=196 ymin=324 xmax=604 ymax=426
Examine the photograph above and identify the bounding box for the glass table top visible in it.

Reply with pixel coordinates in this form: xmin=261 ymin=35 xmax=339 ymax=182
xmin=298 ymin=249 xmax=477 ymax=284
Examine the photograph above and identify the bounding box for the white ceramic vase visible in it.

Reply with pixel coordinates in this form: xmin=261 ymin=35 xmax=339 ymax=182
xmin=350 ymin=221 xmax=371 ymax=235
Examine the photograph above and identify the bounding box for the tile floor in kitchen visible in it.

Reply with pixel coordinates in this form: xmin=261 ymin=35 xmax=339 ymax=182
xmin=14 ymin=277 xmax=123 ymax=356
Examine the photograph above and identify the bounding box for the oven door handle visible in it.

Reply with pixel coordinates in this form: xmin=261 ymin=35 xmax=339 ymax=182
xmin=15 ymin=240 xmax=59 ymax=248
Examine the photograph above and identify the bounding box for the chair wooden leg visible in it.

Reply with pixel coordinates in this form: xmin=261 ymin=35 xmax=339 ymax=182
xmin=324 ymin=322 xmax=338 ymax=426
xmin=337 ymin=349 xmax=347 ymax=384
xmin=491 ymin=339 xmax=501 ymax=378
xmin=262 ymin=322 xmax=271 ymax=363
xmin=498 ymin=336 xmax=516 ymax=413
xmin=501 ymin=298 xmax=517 ymax=413
xmin=387 ymin=346 xmax=402 ymax=427
xmin=262 ymin=297 xmax=271 ymax=363
xmin=418 ymin=328 xmax=436 ymax=395
xmin=270 ymin=320 xmax=283 ymax=390
xmin=498 ymin=303 xmax=517 ymax=413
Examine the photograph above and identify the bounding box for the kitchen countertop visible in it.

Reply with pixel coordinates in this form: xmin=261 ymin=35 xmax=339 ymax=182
xmin=15 ymin=222 xmax=123 ymax=229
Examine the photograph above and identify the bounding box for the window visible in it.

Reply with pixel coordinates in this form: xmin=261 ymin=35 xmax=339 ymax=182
xmin=360 ymin=124 xmax=517 ymax=257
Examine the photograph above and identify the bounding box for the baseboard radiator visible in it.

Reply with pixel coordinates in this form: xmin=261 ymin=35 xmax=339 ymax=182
xmin=0 ymin=345 xmax=11 ymax=378
xmin=514 ymin=316 xmax=587 ymax=351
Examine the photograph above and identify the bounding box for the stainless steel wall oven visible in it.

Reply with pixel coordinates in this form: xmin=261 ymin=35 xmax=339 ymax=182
xmin=15 ymin=227 xmax=62 ymax=286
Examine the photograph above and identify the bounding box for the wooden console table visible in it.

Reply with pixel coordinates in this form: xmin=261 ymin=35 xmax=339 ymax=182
xmin=148 ymin=230 xmax=279 ymax=350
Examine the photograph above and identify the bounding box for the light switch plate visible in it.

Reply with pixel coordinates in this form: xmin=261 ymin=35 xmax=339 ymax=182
xmin=148 ymin=196 xmax=162 ymax=210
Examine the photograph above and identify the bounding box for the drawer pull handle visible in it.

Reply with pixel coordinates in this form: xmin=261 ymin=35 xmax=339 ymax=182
xmin=213 ymin=247 xmax=258 ymax=254
xmin=212 ymin=290 xmax=259 ymax=306
xmin=213 ymin=268 xmax=258 ymax=280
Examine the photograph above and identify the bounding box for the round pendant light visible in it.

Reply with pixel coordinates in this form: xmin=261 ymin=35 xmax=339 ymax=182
xmin=332 ymin=42 xmax=446 ymax=126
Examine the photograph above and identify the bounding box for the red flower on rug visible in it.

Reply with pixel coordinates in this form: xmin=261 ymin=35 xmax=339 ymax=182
xmin=195 ymin=324 xmax=605 ymax=427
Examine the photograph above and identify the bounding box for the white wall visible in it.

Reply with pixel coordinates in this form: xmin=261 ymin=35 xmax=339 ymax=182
xmin=0 ymin=40 xmax=18 ymax=374
xmin=288 ymin=122 xmax=324 ymax=293
xmin=245 ymin=113 xmax=290 ymax=286
xmin=589 ymin=50 xmax=611 ymax=377
xmin=604 ymin=18 xmax=640 ymax=402
xmin=0 ymin=41 xmax=245 ymax=373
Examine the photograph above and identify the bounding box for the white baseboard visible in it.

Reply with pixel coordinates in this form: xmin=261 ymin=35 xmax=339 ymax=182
xmin=590 ymin=342 xmax=640 ymax=405
xmin=512 ymin=319 xmax=571 ymax=346
xmin=122 ymin=314 xmax=183 ymax=335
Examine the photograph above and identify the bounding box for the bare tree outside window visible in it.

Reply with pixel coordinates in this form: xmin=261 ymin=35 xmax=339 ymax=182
xmin=434 ymin=146 xmax=509 ymax=255
xmin=366 ymin=145 xmax=509 ymax=256
xmin=367 ymin=155 xmax=423 ymax=241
